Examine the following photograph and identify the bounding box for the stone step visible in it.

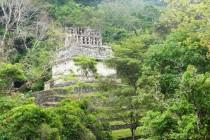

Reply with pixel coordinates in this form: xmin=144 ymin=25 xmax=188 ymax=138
xmin=33 ymin=87 xmax=100 ymax=106
xmin=33 ymin=89 xmax=68 ymax=96
xmin=111 ymin=123 xmax=142 ymax=131
xmin=72 ymin=86 xmax=99 ymax=94
xmin=37 ymin=96 xmax=65 ymax=107
xmin=111 ymin=124 xmax=131 ymax=130
xmin=53 ymin=80 xmax=97 ymax=88
xmin=53 ymin=81 xmax=77 ymax=88
xmin=42 ymin=96 xmax=65 ymax=103
xmin=33 ymin=89 xmax=69 ymax=105
xmin=42 ymin=102 xmax=58 ymax=107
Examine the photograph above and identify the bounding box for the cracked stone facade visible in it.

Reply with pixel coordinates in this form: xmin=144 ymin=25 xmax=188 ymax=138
xmin=45 ymin=27 xmax=116 ymax=90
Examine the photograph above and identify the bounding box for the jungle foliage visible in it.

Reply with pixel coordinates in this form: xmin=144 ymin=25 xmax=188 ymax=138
xmin=0 ymin=0 xmax=209 ymax=139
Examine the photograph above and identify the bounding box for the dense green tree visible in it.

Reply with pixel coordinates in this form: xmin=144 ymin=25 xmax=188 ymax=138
xmin=180 ymin=66 xmax=210 ymax=139
xmin=0 ymin=95 xmax=33 ymax=114
xmin=0 ymin=96 xmax=111 ymax=140
xmin=155 ymin=0 xmax=209 ymax=36
xmin=73 ymin=55 xmax=97 ymax=78
xmin=146 ymin=25 xmax=210 ymax=95
xmin=53 ymin=100 xmax=95 ymax=140
xmin=54 ymin=100 xmax=112 ymax=140
xmin=111 ymin=34 xmax=156 ymax=87
xmin=20 ymin=25 xmax=63 ymax=91
xmin=139 ymin=66 xmax=210 ymax=139
xmin=136 ymin=1 xmax=210 ymax=139
xmin=107 ymin=86 xmax=141 ymax=140
xmin=0 ymin=104 xmax=61 ymax=140
xmin=106 ymin=34 xmax=157 ymax=139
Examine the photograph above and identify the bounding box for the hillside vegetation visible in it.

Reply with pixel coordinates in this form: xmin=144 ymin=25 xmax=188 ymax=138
xmin=0 ymin=0 xmax=209 ymax=139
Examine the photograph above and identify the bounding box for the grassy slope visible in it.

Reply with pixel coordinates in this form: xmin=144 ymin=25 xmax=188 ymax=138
xmin=112 ymin=127 xmax=141 ymax=139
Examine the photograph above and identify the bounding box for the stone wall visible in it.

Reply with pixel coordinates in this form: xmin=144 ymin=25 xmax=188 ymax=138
xmin=33 ymin=89 xmax=68 ymax=105
xmin=52 ymin=60 xmax=116 ymax=84
xmin=56 ymin=45 xmax=112 ymax=61
xmin=65 ymin=27 xmax=102 ymax=47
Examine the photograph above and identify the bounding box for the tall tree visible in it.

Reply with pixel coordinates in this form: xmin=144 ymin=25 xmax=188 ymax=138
xmin=0 ymin=0 xmax=39 ymax=60
xmin=107 ymin=34 xmax=156 ymax=139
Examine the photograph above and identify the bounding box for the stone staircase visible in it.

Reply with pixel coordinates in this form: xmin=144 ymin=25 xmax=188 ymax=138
xmin=33 ymin=89 xmax=68 ymax=106
xmin=33 ymin=79 xmax=143 ymax=139
xmin=33 ymin=81 xmax=100 ymax=106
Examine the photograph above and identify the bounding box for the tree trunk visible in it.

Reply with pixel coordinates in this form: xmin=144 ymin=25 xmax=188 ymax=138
xmin=130 ymin=113 xmax=136 ymax=140
xmin=8 ymin=81 xmax=14 ymax=95
xmin=1 ymin=24 xmax=8 ymax=48
xmin=131 ymin=128 xmax=135 ymax=140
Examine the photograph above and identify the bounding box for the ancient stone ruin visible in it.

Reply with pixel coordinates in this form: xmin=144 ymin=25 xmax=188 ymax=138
xmin=44 ymin=27 xmax=116 ymax=90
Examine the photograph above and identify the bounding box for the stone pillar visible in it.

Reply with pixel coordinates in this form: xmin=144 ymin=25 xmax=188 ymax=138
xmin=99 ymin=38 xmax=102 ymax=46
xmin=94 ymin=38 xmax=97 ymax=45
xmin=90 ymin=37 xmax=93 ymax=45
xmin=44 ymin=81 xmax=53 ymax=90
xmin=87 ymin=37 xmax=90 ymax=45
xmin=81 ymin=36 xmax=84 ymax=45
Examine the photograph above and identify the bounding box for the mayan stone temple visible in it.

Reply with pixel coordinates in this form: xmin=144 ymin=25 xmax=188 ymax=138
xmin=44 ymin=27 xmax=116 ymax=90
